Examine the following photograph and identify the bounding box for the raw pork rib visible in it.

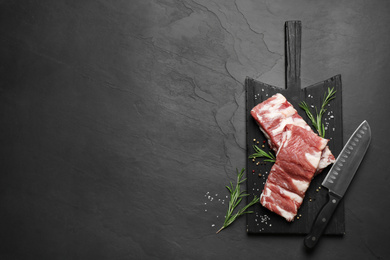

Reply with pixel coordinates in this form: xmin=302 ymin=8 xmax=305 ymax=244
xmin=260 ymin=124 xmax=329 ymax=221
xmin=250 ymin=93 xmax=335 ymax=172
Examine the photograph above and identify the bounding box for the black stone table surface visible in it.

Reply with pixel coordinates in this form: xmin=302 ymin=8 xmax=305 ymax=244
xmin=1 ymin=1 xmax=389 ymax=259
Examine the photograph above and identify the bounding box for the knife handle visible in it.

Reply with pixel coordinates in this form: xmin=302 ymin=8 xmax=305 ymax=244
xmin=304 ymin=191 xmax=342 ymax=249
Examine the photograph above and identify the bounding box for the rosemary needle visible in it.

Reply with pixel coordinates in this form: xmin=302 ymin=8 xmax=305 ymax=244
xmin=216 ymin=168 xmax=259 ymax=234
xmin=249 ymin=145 xmax=276 ymax=162
xmin=299 ymin=87 xmax=336 ymax=138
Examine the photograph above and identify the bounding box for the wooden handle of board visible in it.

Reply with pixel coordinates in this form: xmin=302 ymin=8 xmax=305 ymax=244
xmin=285 ymin=21 xmax=301 ymax=91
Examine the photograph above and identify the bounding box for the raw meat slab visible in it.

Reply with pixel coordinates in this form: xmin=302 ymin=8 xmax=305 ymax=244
xmin=245 ymin=21 xmax=344 ymax=234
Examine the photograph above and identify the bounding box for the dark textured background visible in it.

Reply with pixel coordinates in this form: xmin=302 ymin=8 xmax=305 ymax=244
xmin=1 ymin=0 xmax=389 ymax=259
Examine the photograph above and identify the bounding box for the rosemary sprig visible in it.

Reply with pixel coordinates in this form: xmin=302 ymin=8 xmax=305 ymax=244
xmin=249 ymin=145 xmax=276 ymax=162
xmin=299 ymin=87 xmax=336 ymax=138
xmin=216 ymin=168 xmax=259 ymax=234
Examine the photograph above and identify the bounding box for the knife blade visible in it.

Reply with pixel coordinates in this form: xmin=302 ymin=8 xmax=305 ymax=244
xmin=304 ymin=120 xmax=371 ymax=249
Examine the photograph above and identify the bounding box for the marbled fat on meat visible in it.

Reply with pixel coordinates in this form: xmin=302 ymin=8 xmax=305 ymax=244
xmin=251 ymin=93 xmax=335 ymax=221
xmin=250 ymin=93 xmax=335 ymax=173
xmin=260 ymin=125 xmax=328 ymax=221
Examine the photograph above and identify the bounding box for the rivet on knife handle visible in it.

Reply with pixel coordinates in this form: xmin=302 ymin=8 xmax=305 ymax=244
xmin=304 ymin=192 xmax=342 ymax=248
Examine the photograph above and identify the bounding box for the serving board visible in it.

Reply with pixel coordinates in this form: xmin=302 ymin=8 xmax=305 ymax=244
xmin=246 ymin=21 xmax=344 ymax=234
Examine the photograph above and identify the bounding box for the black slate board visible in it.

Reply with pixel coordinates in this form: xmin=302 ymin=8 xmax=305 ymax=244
xmin=245 ymin=21 xmax=344 ymax=234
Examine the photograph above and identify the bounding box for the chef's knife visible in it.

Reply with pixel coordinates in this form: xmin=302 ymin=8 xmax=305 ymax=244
xmin=304 ymin=120 xmax=371 ymax=249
